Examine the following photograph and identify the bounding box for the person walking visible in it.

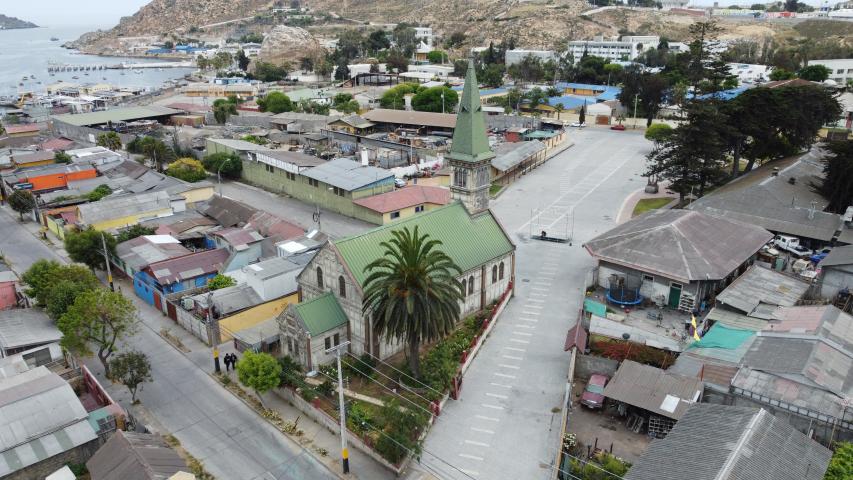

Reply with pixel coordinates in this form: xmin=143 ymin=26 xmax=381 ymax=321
xmin=224 ymin=353 xmax=232 ymax=372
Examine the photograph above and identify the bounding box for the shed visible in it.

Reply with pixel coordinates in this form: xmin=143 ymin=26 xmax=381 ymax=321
xmin=279 ymin=291 xmax=349 ymax=370
xmin=602 ymin=360 xmax=703 ymax=420
xmin=715 ymin=264 xmax=811 ymax=316
xmin=86 ymin=430 xmax=188 ymax=480
xmin=818 ymin=244 xmax=853 ymax=299
xmin=0 ymin=308 xmax=63 ymax=356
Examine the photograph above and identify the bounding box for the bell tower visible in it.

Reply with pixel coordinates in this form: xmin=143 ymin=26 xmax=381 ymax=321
xmin=448 ymin=59 xmax=494 ymax=214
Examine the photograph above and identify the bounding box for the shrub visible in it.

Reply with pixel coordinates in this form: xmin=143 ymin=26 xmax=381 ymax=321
xmin=207 ymin=274 xmax=236 ymax=290
xmin=347 ymin=401 xmax=372 ymax=435
xmin=165 ymin=158 xmax=207 ymax=182
xmin=202 ymin=152 xmax=242 ymax=179
xmin=86 ymin=184 xmax=112 ymax=202
xmin=342 ymin=353 xmax=376 ymax=380
xmin=317 ymin=379 xmax=335 ymax=397
xmin=278 ymin=355 xmax=303 ymax=388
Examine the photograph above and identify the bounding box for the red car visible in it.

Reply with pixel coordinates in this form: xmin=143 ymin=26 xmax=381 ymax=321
xmin=610 ymin=124 xmax=626 ymax=131
xmin=580 ymin=374 xmax=609 ymax=409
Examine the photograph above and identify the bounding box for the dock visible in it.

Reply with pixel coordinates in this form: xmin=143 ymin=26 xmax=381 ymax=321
xmin=47 ymin=61 xmax=194 ymax=73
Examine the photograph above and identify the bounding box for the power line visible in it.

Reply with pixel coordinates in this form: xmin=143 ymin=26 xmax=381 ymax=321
xmin=351 ymin=351 xmax=446 ymax=398
xmin=313 ymin=370 xmax=476 ymax=480
xmin=340 ymin=356 xmax=438 ymax=416
xmin=339 ymin=354 xmax=627 ymax=480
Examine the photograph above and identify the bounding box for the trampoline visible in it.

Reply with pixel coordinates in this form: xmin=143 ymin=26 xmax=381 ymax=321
xmin=606 ymin=274 xmax=644 ymax=305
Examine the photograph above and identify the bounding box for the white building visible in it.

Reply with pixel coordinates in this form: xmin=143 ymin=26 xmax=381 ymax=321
xmin=728 ymin=63 xmax=773 ymax=85
xmin=505 ymin=49 xmax=556 ymax=66
xmin=414 ymin=27 xmax=434 ymax=48
xmin=808 ymin=58 xmax=853 ymax=84
xmin=568 ymin=36 xmax=661 ymax=63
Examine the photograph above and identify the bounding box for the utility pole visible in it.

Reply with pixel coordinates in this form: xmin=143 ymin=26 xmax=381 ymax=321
xmin=633 ymin=93 xmax=639 ymax=130
xmin=101 ymin=232 xmax=114 ymax=292
xmin=209 ymin=291 xmax=221 ymax=373
xmin=326 ymin=341 xmax=352 ymax=474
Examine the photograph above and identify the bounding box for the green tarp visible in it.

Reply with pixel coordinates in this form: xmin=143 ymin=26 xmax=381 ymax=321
xmin=688 ymin=323 xmax=754 ymax=350
xmin=584 ymin=298 xmax=607 ymax=317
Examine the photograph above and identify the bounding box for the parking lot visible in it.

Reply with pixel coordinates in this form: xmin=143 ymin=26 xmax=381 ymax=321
xmin=566 ymin=381 xmax=652 ymax=464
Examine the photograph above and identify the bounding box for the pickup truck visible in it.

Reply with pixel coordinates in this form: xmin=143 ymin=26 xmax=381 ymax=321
xmin=773 ymin=235 xmax=812 ymax=258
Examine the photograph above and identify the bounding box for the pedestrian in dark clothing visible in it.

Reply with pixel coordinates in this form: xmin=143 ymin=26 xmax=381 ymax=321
xmin=230 ymin=353 xmax=238 ymax=368
xmin=224 ymin=354 xmax=232 ymax=372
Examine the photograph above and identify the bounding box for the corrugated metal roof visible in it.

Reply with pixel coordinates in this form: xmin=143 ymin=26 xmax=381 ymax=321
xmin=246 ymin=211 xmax=304 ymax=241
xmin=12 ymin=150 xmax=54 ymax=165
xmin=820 ymin=244 xmax=853 ymax=266
xmin=352 ymin=185 xmax=450 ymax=213
xmin=86 ymin=430 xmax=188 ymax=480
xmin=705 ymin=307 xmax=767 ymax=331
xmin=716 ymin=265 xmax=811 ymax=315
xmin=602 ymin=360 xmax=703 ymax=420
xmin=145 ymin=248 xmax=229 ymax=285
xmin=203 ymin=196 xmax=257 ymax=228
xmin=206 ymin=138 xmax=274 ymax=152
xmin=53 ymin=106 xmax=180 ymax=127
xmin=301 ymin=158 xmax=394 ymax=191
xmin=115 ymin=235 xmax=190 ymax=272
xmin=743 ymin=336 xmax=851 ymax=397
xmin=334 ymin=202 xmax=514 ymax=288
xmin=293 ymin=292 xmax=348 ymax=336
xmin=0 ymin=367 xmax=98 ymax=477
xmin=625 ymin=404 xmax=832 ymax=480
xmin=0 ymin=309 xmax=62 ymax=350
xmin=584 ymin=209 xmax=773 ymax=283
xmin=192 ymin=284 xmax=263 ymax=316
xmin=362 ymin=109 xmax=456 ymax=129
xmin=688 ymin=156 xmax=842 ymax=241
xmin=732 ymin=366 xmax=847 ymax=420
xmin=77 ymin=190 xmax=171 ymax=226
xmin=256 ymin=150 xmax=325 ymax=168
xmin=491 ymin=140 xmax=546 ymax=172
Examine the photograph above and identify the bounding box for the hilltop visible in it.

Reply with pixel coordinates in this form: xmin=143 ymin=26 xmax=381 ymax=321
xmin=65 ymin=0 xmax=845 ymax=59
xmin=0 ymin=14 xmax=38 ymax=29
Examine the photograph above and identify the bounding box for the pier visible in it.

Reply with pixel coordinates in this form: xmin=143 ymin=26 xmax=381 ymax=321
xmin=47 ymin=61 xmax=194 ymax=73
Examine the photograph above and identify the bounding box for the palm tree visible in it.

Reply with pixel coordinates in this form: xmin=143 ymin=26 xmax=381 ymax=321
xmin=554 ymin=104 xmax=564 ymax=121
xmin=362 ymin=226 xmax=464 ymax=379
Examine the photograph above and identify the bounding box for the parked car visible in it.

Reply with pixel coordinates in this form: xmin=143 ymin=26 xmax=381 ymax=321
xmin=580 ymin=374 xmax=609 ymax=409
xmin=610 ymin=124 xmax=626 ymax=131
xmin=569 ymin=122 xmax=586 ymax=128
xmin=394 ymin=178 xmax=407 ymax=188
xmin=773 ymin=234 xmax=812 ymax=258
xmin=811 ymin=247 xmax=832 ymax=264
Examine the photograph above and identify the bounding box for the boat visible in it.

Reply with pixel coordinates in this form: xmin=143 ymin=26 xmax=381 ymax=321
xmin=72 ymin=76 xmax=79 ymax=79
xmin=50 ymin=37 xmax=59 ymax=41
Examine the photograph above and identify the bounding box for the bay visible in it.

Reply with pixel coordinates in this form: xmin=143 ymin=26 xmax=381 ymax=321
xmin=0 ymin=25 xmax=196 ymax=98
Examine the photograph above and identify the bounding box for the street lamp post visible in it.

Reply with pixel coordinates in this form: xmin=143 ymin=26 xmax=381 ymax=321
xmin=326 ymin=341 xmax=352 ymax=474
xmin=101 ymin=232 xmax=114 ymax=292
xmin=633 ymin=93 xmax=639 ymax=130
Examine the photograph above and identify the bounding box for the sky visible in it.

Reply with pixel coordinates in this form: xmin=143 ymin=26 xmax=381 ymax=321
xmin=2 ymin=0 xmax=150 ymax=28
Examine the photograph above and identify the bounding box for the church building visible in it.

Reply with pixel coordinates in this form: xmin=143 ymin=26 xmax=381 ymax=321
xmin=277 ymin=61 xmax=516 ymax=367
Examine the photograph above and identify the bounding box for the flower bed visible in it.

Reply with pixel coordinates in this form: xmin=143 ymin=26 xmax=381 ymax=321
xmin=588 ymin=334 xmax=675 ymax=368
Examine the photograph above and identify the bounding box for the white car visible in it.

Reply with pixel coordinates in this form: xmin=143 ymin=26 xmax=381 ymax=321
xmin=569 ymin=122 xmax=586 ymax=128
xmin=395 ymin=178 xmax=407 ymax=188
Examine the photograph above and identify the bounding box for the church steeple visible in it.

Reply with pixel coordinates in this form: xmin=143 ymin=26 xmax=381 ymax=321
xmin=448 ymin=59 xmax=494 ymax=214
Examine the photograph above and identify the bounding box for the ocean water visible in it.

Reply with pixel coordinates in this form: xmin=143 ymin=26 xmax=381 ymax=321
xmin=0 ymin=25 xmax=197 ymax=97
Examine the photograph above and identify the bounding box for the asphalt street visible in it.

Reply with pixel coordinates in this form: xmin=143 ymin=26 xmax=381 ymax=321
xmin=0 ymin=206 xmax=337 ymax=480
xmin=421 ymin=128 xmax=652 ymax=480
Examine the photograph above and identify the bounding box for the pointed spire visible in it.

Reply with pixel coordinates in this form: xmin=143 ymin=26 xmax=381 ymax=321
xmin=448 ymin=59 xmax=494 ymax=164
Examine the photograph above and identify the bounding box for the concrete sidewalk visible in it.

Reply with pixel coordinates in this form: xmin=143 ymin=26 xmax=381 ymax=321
xmin=615 ymin=183 xmax=678 ymax=224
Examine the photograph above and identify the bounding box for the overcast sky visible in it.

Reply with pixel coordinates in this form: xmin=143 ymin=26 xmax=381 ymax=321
xmin=3 ymin=0 xmax=150 ymax=27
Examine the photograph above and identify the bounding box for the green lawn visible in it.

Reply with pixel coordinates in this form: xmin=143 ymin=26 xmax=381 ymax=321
xmin=632 ymin=197 xmax=675 ymax=217
xmin=489 ymin=183 xmax=504 ymax=197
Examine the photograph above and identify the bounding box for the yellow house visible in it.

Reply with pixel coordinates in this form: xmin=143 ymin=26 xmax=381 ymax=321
xmin=167 ymin=181 xmax=215 ymax=207
xmin=75 ymin=190 xmax=174 ymax=231
xmin=327 ymin=115 xmax=375 ymax=135
xmin=352 ymin=185 xmax=451 ymax=225
xmin=219 ymin=292 xmax=298 ymax=342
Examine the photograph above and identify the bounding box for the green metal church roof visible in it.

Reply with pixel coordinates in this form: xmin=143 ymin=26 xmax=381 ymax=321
xmin=293 ymin=292 xmax=348 ymax=336
xmin=448 ymin=60 xmax=495 ymax=164
xmin=334 ymin=202 xmax=514 ymax=288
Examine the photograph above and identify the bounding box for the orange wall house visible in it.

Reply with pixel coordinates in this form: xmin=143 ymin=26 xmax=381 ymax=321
xmin=13 ymin=165 xmax=98 ymax=192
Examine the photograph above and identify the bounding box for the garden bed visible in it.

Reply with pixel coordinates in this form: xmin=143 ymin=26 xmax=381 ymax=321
xmin=588 ymin=334 xmax=676 ymax=369
xmin=276 ymin=284 xmax=514 ymax=468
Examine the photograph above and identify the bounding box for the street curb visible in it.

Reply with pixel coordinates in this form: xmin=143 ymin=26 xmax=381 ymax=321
xmin=210 ymin=375 xmax=349 ymax=480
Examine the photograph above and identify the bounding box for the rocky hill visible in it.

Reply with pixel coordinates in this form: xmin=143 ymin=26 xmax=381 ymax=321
xmin=68 ymin=0 xmax=275 ymax=53
xmin=0 ymin=14 xmax=38 ymax=29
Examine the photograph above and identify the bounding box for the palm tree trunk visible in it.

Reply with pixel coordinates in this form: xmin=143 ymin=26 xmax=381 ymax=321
xmin=409 ymin=336 xmax=421 ymax=379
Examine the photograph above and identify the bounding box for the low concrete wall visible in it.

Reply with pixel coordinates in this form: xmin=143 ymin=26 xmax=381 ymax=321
xmin=574 ymin=354 xmax=619 ymax=381
xmin=275 ymin=387 xmax=404 ymax=475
